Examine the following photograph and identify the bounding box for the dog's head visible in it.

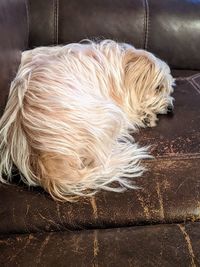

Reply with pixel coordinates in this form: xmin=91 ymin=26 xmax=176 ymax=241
xmin=123 ymin=47 xmax=175 ymax=127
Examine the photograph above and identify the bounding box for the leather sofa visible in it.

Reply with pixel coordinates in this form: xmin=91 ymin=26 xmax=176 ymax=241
xmin=0 ymin=0 xmax=200 ymax=266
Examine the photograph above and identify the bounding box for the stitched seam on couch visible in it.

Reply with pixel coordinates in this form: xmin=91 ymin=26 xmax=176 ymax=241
xmin=175 ymin=73 xmax=200 ymax=81
xmin=54 ymin=0 xmax=59 ymax=44
xmin=143 ymin=0 xmax=149 ymax=50
xmin=176 ymin=74 xmax=200 ymax=95
xmin=24 ymin=0 xmax=29 ymax=49
xmin=189 ymin=79 xmax=200 ymax=94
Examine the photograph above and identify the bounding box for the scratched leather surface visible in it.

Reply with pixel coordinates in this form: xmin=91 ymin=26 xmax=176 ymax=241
xmin=1 ymin=223 xmax=200 ymax=266
xmin=0 ymin=74 xmax=199 ymax=235
xmin=1 ymin=0 xmax=200 ymax=266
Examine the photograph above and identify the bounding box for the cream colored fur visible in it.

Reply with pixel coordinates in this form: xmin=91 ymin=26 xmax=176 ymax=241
xmin=0 ymin=40 xmax=174 ymax=201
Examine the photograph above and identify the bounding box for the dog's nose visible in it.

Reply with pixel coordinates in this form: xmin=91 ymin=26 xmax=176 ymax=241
xmin=167 ymin=104 xmax=173 ymax=113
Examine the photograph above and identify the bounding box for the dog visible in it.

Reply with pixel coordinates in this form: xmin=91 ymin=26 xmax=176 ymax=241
xmin=0 ymin=40 xmax=174 ymax=201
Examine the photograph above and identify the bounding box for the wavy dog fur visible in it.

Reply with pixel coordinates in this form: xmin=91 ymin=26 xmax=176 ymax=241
xmin=0 ymin=40 xmax=174 ymax=201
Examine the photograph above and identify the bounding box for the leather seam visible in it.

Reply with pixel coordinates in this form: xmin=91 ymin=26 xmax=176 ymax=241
xmin=188 ymin=73 xmax=200 ymax=80
xmin=191 ymin=77 xmax=200 ymax=92
xmin=142 ymin=0 xmax=146 ymax=49
xmin=54 ymin=0 xmax=56 ymax=44
xmin=143 ymin=0 xmax=149 ymax=50
xmin=2 ymin=223 xmax=200 ymax=236
xmin=52 ymin=0 xmax=54 ymax=44
xmin=24 ymin=0 xmax=30 ymax=49
xmin=176 ymin=74 xmax=200 ymax=94
xmin=175 ymin=73 xmax=200 ymax=81
xmin=57 ymin=0 xmax=59 ymax=44
xmin=188 ymin=79 xmax=200 ymax=95
xmin=53 ymin=0 xmax=58 ymax=44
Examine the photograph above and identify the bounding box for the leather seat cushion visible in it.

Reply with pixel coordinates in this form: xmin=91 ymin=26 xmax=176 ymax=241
xmin=0 ymin=73 xmax=199 ymax=234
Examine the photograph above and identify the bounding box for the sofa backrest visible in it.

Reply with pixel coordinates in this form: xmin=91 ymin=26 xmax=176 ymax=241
xmin=0 ymin=0 xmax=200 ymax=116
xmin=28 ymin=0 xmax=200 ymax=70
xmin=0 ymin=0 xmax=28 ymax=116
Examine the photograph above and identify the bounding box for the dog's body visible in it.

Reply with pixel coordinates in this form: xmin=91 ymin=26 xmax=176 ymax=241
xmin=0 ymin=40 xmax=174 ymax=201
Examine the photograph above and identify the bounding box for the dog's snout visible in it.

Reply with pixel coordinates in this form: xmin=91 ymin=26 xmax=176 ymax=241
xmin=167 ymin=104 xmax=173 ymax=113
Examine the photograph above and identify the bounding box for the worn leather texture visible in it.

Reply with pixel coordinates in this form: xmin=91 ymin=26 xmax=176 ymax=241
xmin=28 ymin=0 xmax=200 ymax=70
xmin=0 ymin=0 xmax=200 ymax=266
xmin=0 ymin=74 xmax=199 ymax=236
xmin=1 ymin=223 xmax=200 ymax=267
xmin=0 ymin=0 xmax=28 ymax=117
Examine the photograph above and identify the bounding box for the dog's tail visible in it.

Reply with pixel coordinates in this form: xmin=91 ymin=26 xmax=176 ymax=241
xmin=38 ymin=131 xmax=150 ymax=202
xmin=0 ymin=55 xmax=39 ymax=186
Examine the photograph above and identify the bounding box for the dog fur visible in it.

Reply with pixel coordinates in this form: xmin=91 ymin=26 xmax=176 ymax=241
xmin=0 ymin=40 xmax=174 ymax=201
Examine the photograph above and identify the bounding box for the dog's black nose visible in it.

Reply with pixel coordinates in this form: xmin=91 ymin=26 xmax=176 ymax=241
xmin=167 ymin=104 xmax=173 ymax=113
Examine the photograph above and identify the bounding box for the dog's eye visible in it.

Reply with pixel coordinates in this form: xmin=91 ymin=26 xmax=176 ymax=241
xmin=156 ymin=85 xmax=162 ymax=91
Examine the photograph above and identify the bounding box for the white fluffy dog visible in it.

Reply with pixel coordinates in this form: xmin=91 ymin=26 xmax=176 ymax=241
xmin=0 ymin=40 xmax=174 ymax=201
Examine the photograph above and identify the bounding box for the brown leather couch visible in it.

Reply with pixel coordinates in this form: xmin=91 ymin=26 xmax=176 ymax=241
xmin=0 ymin=0 xmax=200 ymax=266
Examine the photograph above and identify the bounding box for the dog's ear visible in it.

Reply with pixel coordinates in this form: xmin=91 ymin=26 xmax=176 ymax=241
xmin=123 ymin=49 xmax=142 ymax=90
xmin=122 ymin=49 xmax=155 ymax=93
xmin=123 ymin=49 xmax=154 ymax=73
xmin=122 ymin=49 xmax=140 ymax=69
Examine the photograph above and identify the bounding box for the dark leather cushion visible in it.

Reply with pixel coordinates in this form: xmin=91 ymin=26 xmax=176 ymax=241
xmin=28 ymin=0 xmax=200 ymax=70
xmin=0 ymin=73 xmax=199 ymax=235
xmin=1 ymin=223 xmax=200 ymax=266
xmin=0 ymin=0 xmax=28 ymax=116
